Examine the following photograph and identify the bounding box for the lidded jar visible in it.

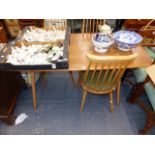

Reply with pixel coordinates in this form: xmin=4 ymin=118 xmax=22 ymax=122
xmin=98 ymin=24 xmax=112 ymax=34
xmin=92 ymin=24 xmax=114 ymax=53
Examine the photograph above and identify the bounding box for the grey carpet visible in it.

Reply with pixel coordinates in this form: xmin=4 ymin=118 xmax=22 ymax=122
xmin=0 ymin=72 xmax=155 ymax=135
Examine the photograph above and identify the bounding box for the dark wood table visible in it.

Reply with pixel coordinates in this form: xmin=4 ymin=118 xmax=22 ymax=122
xmin=0 ymin=71 xmax=27 ymax=124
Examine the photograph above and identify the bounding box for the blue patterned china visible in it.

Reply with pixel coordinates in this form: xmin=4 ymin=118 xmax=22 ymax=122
xmin=113 ymin=30 xmax=143 ymax=51
xmin=92 ymin=33 xmax=114 ymax=53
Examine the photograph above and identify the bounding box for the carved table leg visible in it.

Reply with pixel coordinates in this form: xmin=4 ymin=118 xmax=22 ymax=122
xmin=137 ymin=100 xmax=155 ymax=134
xmin=139 ymin=114 xmax=155 ymax=134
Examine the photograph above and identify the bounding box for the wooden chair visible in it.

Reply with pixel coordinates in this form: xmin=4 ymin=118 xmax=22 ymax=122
xmin=42 ymin=19 xmax=76 ymax=86
xmin=69 ymin=19 xmax=105 ymax=87
xmin=82 ymin=19 xmax=106 ymax=34
xmin=79 ymin=52 xmax=137 ymax=112
xmin=69 ymin=19 xmax=106 ymax=86
xmin=44 ymin=19 xmax=67 ymax=28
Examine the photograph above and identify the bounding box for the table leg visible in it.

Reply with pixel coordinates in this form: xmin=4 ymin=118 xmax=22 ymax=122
xmin=69 ymin=71 xmax=76 ymax=86
xmin=30 ymin=72 xmax=37 ymax=111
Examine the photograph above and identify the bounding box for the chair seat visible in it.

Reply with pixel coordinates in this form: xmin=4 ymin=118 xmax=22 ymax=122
xmin=144 ymin=82 xmax=155 ymax=111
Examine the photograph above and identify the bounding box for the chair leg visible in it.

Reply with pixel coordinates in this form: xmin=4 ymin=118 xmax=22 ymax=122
xmin=109 ymin=92 xmax=114 ymax=113
xmin=116 ymin=80 xmax=121 ymax=105
xmin=80 ymin=90 xmax=87 ymax=112
xmin=69 ymin=71 xmax=76 ymax=86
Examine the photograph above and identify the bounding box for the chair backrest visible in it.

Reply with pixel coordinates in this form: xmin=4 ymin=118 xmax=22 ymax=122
xmin=44 ymin=19 xmax=67 ymax=28
xmin=81 ymin=53 xmax=137 ymax=92
xmin=82 ymin=19 xmax=105 ymax=34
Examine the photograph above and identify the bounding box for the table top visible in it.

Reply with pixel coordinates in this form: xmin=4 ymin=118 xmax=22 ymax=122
xmin=69 ymin=33 xmax=153 ymax=71
xmin=145 ymin=64 xmax=155 ymax=84
xmin=0 ymin=33 xmax=153 ymax=72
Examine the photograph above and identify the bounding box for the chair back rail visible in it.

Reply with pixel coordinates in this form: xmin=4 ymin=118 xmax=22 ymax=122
xmin=82 ymin=19 xmax=105 ymax=34
xmin=44 ymin=19 xmax=67 ymax=28
xmin=81 ymin=53 xmax=137 ymax=93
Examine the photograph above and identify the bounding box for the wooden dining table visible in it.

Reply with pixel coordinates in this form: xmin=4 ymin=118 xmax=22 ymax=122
xmin=69 ymin=33 xmax=152 ymax=70
xmin=3 ymin=33 xmax=153 ymax=111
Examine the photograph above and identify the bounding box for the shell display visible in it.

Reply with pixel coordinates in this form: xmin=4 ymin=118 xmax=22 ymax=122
xmin=22 ymin=27 xmax=66 ymax=42
xmin=7 ymin=43 xmax=64 ymax=65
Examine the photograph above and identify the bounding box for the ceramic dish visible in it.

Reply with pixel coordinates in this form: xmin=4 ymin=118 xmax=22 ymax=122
xmin=92 ymin=33 xmax=114 ymax=53
xmin=114 ymin=30 xmax=143 ymax=51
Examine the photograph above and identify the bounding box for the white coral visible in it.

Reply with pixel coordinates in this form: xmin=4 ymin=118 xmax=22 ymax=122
xmin=7 ymin=44 xmax=64 ymax=65
xmin=22 ymin=28 xmax=66 ymax=42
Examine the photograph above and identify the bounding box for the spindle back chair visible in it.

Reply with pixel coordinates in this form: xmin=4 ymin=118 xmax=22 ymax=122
xmin=79 ymin=52 xmax=137 ymax=112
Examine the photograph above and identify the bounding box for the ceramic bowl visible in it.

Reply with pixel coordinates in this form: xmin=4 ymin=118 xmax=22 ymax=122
xmin=92 ymin=33 xmax=114 ymax=53
xmin=113 ymin=30 xmax=143 ymax=51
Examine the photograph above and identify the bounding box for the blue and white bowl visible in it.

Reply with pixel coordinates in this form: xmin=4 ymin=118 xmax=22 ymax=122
xmin=113 ymin=30 xmax=143 ymax=51
xmin=92 ymin=33 xmax=114 ymax=53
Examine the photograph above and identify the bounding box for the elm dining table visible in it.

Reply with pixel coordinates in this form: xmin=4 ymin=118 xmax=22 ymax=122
xmin=28 ymin=33 xmax=152 ymax=110
xmin=2 ymin=33 xmax=153 ymax=111
xmin=69 ymin=34 xmax=152 ymax=70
